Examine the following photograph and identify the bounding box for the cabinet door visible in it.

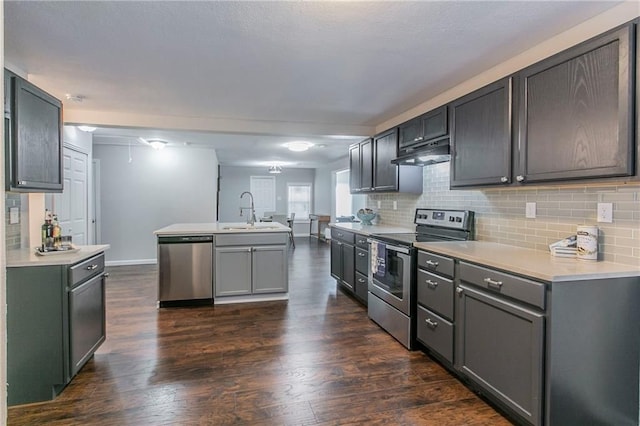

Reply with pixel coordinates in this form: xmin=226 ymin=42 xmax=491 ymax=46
xmin=421 ymin=105 xmax=448 ymax=141
xmin=398 ymin=117 xmax=422 ymax=149
xmin=348 ymin=143 xmax=361 ymax=193
xmin=341 ymin=243 xmax=355 ymax=291
xmin=354 ymin=271 xmax=369 ymax=304
xmin=360 ymin=138 xmax=373 ymax=191
xmin=450 ymin=78 xmax=512 ymax=187
xmin=373 ymin=128 xmax=399 ymax=191
xmin=252 ymin=245 xmax=288 ymax=293
xmin=330 ymin=240 xmax=342 ymax=280
xmin=10 ymin=76 xmax=63 ymax=192
xmin=517 ymin=25 xmax=634 ymax=183
xmin=456 ymin=284 xmax=544 ymax=426
xmin=214 ymin=247 xmax=252 ymax=296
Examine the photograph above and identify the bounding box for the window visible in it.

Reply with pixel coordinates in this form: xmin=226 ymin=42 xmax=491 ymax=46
xmin=287 ymin=183 xmax=311 ymax=221
xmin=250 ymin=176 xmax=276 ymax=218
xmin=335 ymin=169 xmax=364 ymax=218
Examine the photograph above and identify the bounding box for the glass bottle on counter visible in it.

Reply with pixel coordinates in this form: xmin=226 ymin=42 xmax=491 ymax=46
xmin=41 ymin=209 xmax=54 ymax=250
xmin=52 ymin=215 xmax=61 ymax=249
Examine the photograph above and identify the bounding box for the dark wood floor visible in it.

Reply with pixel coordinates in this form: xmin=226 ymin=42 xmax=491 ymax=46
xmin=8 ymin=238 xmax=512 ymax=425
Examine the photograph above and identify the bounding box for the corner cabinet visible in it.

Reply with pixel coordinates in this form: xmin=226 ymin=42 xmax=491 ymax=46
xmin=5 ymin=69 xmax=63 ymax=192
xmin=214 ymin=233 xmax=288 ymax=297
xmin=450 ymin=77 xmax=512 ymax=188
xmin=515 ymin=24 xmax=635 ymax=183
xmin=349 ymin=131 xmax=422 ymax=194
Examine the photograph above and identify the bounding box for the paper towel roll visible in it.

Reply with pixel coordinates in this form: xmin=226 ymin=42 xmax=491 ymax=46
xmin=577 ymin=225 xmax=598 ymax=261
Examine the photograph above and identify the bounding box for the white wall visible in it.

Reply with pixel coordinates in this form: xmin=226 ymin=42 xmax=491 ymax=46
xmin=93 ymin=145 xmax=218 ymax=264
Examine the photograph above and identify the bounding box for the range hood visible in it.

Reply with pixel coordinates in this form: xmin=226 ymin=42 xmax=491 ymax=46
xmin=391 ymin=136 xmax=450 ymax=166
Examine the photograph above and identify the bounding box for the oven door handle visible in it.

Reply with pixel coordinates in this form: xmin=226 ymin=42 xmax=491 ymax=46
xmin=368 ymin=240 xmax=410 ymax=255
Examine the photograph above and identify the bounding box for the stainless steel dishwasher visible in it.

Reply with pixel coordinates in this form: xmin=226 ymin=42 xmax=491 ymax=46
xmin=158 ymin=235 xmax=213 ymax=307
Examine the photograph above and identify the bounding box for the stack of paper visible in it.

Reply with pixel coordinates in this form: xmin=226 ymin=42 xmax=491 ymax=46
xmin=551 ymin=246 xmax=577 ymax=258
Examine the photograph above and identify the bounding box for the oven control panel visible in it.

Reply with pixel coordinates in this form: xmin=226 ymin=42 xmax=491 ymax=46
xmin=414 ymin=208 xmax=472 ymax=230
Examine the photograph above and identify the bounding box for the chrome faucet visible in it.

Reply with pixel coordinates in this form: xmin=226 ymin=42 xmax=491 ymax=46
xmin=239 ymin=191 xmax=256 ymax=226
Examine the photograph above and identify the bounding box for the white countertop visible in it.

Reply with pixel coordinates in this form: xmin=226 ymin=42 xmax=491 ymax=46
xmin=330 ymin=222 xmax=414 ymax=236
xmin=7 ymin=245 xmax=111 ymax=268
xmin=413 ymin=241 xmax=640 ymax=282
xmin=154 ymin=222 xmax=290 ymax=236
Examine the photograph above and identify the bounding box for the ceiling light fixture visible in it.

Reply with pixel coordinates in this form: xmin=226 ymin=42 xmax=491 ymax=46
xmin=77 ymin=126 xmax=97 ymax=132
xmin=269 ymin=165 xmax=283 ymax=174
xmin=284 ymin=141 xmax=314 ymax=152
xmin=65 ymin=94 xmax=86 ymax=103
xmin=138 ymin=137 xmax=168 ymax=150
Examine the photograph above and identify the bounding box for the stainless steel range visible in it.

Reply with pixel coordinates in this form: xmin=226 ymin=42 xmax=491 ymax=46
xmin=368 ymin=208 xmax=474 ymax=349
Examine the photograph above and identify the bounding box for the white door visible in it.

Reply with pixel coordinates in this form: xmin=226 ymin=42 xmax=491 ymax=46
xmin=54 ymin=148 xmax=89 ymax=245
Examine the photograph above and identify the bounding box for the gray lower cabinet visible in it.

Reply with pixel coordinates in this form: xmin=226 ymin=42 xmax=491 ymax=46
xmin=214 ymin=233 xmax=288 ymax=297
xmin=330 ymin=228 xmax=355 ymax=292
xmin=354 ymin=234 xmax=369 ymax=304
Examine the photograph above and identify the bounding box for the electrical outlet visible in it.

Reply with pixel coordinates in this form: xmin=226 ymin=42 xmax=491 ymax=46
xmin=393 ymin=201 xmax=398 ymax=210
xmin=377 ymin=200 xmax=381 ymax=209
xmin=525 ymin=202 xmax=536 ymax=219
xmin=9 ymin=207 xmax=19 ymax=224
xmin=597 ymin=202 xmax=613 ymax=223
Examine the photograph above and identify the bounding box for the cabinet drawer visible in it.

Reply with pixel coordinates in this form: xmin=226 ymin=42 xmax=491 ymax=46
xmin=331 ymin=228 xmax=355 ymax=244
xmin=355 ymin=234 xmax=369 ymax=249
xmin=70 ymin=253 xmax=105 ymax=287
xmin=416 ymin=305 xmax=453 ymax=363
xmin=355 ymin=247 xmax=369 ymax=274
xmin=355 ymin=271 xmax=368 ymax=303
xmin=459 ymin=262 xmax=545 ymax=309
xmin=417 ymin=251 xmax=454 ymax=278
xmin=417 ymin=269 xmax=454 ymax=320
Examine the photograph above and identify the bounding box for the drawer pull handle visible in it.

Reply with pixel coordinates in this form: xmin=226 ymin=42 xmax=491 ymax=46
xmin=358 ymin=239 xmax=366 ymax=244
xmin=103 ymin=273 xmax=110 ymax=278
xmin=358 ymin=278 xmax=366 ymax=283
xmin=86 ymin=264 xmax=99 ymax=270
xmin=484 ymin=277 xmax=503 ymax=288
xmin=358 ymin=253 xmax=366 ymax=257
xmin=337 ymin=233 xmax=343 ymax=237
xmin=426 ymin=280 xmax=438 ymax=289
xmin=425 ymin=318 xmax=438 ymax=328
xmin=425 ymin=260 xmax=439 ymax=268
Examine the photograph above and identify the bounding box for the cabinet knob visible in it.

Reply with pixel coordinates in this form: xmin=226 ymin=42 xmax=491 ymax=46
xmin=103 ymin=273 xmax=110 ymax=278
xmin=456 ymin=287 xmax=463 ymax=295
xmin=516 ymin=175 xmax=525 ymax=182
xmin=500 ymin=176 xmax=508 ymax=183
xmin=358 ymin=252 xmax=366 ymax=257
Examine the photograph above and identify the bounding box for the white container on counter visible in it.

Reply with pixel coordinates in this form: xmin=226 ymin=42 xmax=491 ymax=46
xmin=577 ymin=225 xmax=598 ymax=261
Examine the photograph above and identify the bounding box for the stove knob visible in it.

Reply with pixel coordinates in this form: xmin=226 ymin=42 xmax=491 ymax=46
xmin=449 ymin=216 xmax=455 ymax=222
xmin=456 ymin=217 xmax=462 ymax=223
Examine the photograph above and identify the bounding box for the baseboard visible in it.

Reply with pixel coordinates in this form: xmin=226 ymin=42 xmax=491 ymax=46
xmin=106 ymin=259 xmax=157 ymax=267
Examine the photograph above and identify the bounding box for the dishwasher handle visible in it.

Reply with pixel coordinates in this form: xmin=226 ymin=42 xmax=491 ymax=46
xmin=158 ymin=235 xmax=213 ymax=244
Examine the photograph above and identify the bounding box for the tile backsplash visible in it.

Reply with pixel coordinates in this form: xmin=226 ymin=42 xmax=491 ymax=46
xmin=368 ymin=162 xmax=640 ymax=266
xmin=5 ymin=193 xmax=22 ymax=250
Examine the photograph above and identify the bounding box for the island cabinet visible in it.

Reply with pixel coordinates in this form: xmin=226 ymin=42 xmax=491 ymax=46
xmin=330 ymin=228 xmax=355 ymax=294
xmin=214 ymin=233 xmax=288 ymax=297
xmin=4 ymin=69 xmax=63 ymax=192
xmin=450 ymin=77 xmax=513 ymax=188
xmin=515 ymin=23 xmax=635 ymax=184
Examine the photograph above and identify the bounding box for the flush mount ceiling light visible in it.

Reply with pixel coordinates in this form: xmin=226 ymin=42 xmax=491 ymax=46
xmin=284 ymin=141 xmax=314 ymax=152
xmin=77 ymin=126 xmax=97 ymax=132
xmin=269 ymin=165 xmax=283 ymax=174
xmin=65 ymin=94 xmax=86 ymax=103
xmin=138 ymin=137 xmax=168 ymax=150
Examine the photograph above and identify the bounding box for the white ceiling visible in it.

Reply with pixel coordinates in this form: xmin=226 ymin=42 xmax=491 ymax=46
xmin=4 ymin=1 xmax=623 ymax=168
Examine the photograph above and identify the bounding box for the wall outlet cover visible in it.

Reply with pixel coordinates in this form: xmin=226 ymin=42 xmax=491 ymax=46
xmin=9 ymin=206 xmax=19 ymax=224
xmin=525 ymin=202 xmax=536 ymax=219
xmin=393 ymin=201 xmax=398 ymax=210
xmin=377 ymin=200 xmax=381 ymax=208
xmin=597 ymin=202 xmax=613 ymax=223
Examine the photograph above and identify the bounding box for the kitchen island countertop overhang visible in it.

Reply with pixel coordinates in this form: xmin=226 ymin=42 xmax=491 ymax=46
xmin=154 ymin=222 xmax=290 ymax=236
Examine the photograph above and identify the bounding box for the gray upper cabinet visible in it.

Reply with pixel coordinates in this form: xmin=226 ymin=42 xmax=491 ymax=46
xmin=5 ymin=69 xmax=63 ymax=192
xmin=516 ymin=24 xmax=635 ymax=183
xmin=450 ymin=78 xmax=512 ymax=188
xmin=373 ymin=128 xmax=399 ymax=191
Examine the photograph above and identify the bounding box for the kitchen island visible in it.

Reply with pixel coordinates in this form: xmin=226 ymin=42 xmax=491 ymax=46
xmin=413 ymin=240 xmax=640 ymax=426
xmin=154 ymin=222 xmax=291 ymax=305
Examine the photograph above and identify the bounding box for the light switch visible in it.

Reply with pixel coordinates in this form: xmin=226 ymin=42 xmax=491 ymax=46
xmin=9 ymin=207 xmax=19 ymax=224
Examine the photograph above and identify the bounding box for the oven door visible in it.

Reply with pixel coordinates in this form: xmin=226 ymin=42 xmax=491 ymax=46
xmin=368 ymin=240 xmax=413 ymax=315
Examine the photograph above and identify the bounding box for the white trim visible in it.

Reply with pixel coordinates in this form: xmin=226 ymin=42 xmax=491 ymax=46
xmin=106 ymin=259 xmax=157 ymax=267
xmin=214 ymin=293 xmax=289 ymax=304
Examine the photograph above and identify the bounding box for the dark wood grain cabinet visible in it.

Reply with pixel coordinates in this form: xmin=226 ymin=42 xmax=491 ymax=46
xmin=348 ymin=143 xmax=361 ymax=193
xmin=373 ymin=128 xmax=399 ymax=191
xmin=399 ymin=105 xmax=448 ymax=155
xmin=360 ymin=138 xmax=373 ymax=191
xmin=450 ymin=77 xmax=512 ymax=188
xmin=515 ymin=24 xmax=635 ymax=183
xmin=330 ymin=228 xmax=355 ymax=293
xmin=5 ymin=69 xmax=63 ymax=192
